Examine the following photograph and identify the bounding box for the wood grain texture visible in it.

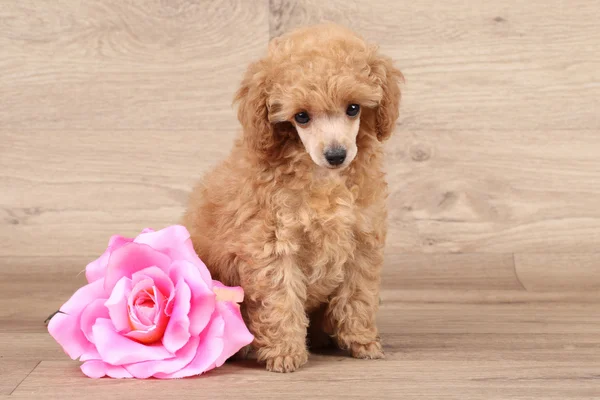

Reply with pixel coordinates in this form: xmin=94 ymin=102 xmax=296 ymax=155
xmin=515 ymin=254 xmax=600 ymax=291
xmin=0 ymin=255 xmax=524 ymax=333
xmin=1 ymin=0 xmax=599 ymax=263
xmin=0 ymin=0 xmax=269 ymax=130
xmin=4 ymin=270 xmax=600 ymax=397
xmin=381 ymin=253 xmax=520 ymax=290
xmin=2 ymin=0 xmax=600 ymax=397
xmin=1 ymin=129 xmax=233 ymax=257
xmin=0 ymin=360 xmax=40 ymax=395
xmin=10 ymin=359 xmax=600 ymax=399
xmin=386 ymin=130 xmax=600 ymax=253
xmin=3 ymin=130 xmax=600 ymax=256
xmin=9 ymin=300 xmax=600 ymax=400
xmin=271 ymin=0 xmax=600 ymax=131
xmin=0 ymin=256 xmax=88 ymax=332
xmin=7 ymin=293 xmax=600 ymax=397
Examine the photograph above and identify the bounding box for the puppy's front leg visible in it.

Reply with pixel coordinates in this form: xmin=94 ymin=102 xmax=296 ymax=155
xmin=326 ymin=247 xmax=384 ymax=359
xmin=241 ymin=255 xmax=309 ymax=372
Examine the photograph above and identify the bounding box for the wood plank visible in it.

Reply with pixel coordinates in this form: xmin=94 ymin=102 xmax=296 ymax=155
xmin=1 ymin=1 xmax=598 ymax=132
xmin=12 ymin=359 xmax=600 ymax=399
xmin=1 ymin=2 xmax=599 ymax=256
xmin=0 ymin=256 xmax=90 ymax=332
xmin=0 ymin=0 xmax=269 ymax=130
xmin=270 ymin=0 xmax=600 ymax=131
xmin=382 ymin=253 xmax=520 ymax=290
xmin=515 ymin=254 xmax=600 ymax=291
xmin=378 ymin=302 xmax=600 ymax=335
xmin=0 ymin=334 xmax=67 ymax=360
xmin=0 ymin=360 xmax=39 ymax=395
xmin=3 ymin=129 xmax=600 ymax=256
xmin=2 ymin=254 xmax=599 ymax=334
xmin=4 ymin=329 xmax=599 ymax=363
xmin=385 ymin=130 xmax=600 ymax=253
xmin=270 ymin=0 xmax=600 ymax=43
xmin=8 ymin=296 xmax=600 ymax=397
xmin=0 ymin=254 xmax=518 ymax=333
xmin=0 ymin=129 xmax=232 ymax=258
xmin=381 ymin=289 xmax=600 ymax=304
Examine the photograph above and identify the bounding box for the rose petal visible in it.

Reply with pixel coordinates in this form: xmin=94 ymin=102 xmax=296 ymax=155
xmin=48 ymin=313 xmax=91 ymax=360
xmin=134 ymin=225 xmax=212 ymax=283
xmin=128 ymin=278 xmax=155 ymax=329
xmin=81 ymin=360 xmax=133 ymax=379
xmin=131 ymin=266 xmax=174 ymax=304
xmin=124 ymin=336 xmax=200 ymax=379
xmin=135 ymin=297 xmax=157 ymax=326
xmin=60 ymin=279 xmax=106 ymax=315
xmin=80 ymin=298 xmax=110 ymax=343
xmin=80 ymin=348 xmax=101 ymax=362
xmin=125 ymin=286 xmax=169 ymax=344
xmin=93 ymin=318 xmax=174 ymax=365
xmin=105 ymin=277 xmax=132 ymax=333
xmin=48 ymin=279 xmax=105 ymax=359
xmin=162 ymin=279 xmax=191 ymax=353
xmin=85 ymin=251 xmax=110 ymax=285
xmin=86 ymin=235 xmax=133 ymax=283
xmin=169 ymin=260 xmax=216 ymax=336
xmin=124 ymin=324 xmax=166 ymax=345
xmin=214 ymin=301 xmax=255 ymax=367
xmin=155 ymin=314 xmax=225 ymax=379
xmin=104 ymin=243 xmax=171 ymax=292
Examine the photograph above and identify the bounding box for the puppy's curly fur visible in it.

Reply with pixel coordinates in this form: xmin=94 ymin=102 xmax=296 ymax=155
xmin=183 ymin=23 xmax=402 ymax=373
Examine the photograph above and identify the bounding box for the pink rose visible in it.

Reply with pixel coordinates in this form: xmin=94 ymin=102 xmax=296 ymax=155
xmin=48 ymin=226 xmax=254 ymax=379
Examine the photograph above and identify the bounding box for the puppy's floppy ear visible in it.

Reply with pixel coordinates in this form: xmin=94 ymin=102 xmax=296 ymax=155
xmin=369 ymin=49 xmax=403 ymax=141
xmin=234 ymin=60 xmax=277 ymax=155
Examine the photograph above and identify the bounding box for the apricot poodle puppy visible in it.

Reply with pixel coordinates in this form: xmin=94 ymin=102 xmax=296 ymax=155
xmin=183 ymin=23 xmax=402 ymax=373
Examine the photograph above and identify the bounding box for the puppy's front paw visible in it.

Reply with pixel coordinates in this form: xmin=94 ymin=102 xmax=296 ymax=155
xmin=265 ymin=351 xmax=308 ymax=373
xmin=350 ymin=340 xmax=384 ymax=359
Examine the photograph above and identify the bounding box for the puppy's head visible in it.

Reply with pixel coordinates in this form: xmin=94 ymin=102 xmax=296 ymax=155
xmin=235 ymin=23 xmax=403 ymax=169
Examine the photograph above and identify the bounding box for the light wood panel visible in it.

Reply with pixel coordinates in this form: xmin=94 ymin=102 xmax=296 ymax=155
xmin=1 ymin=129 xmax=232 ymax=257
xmin=5 ymin=329 xmax=600 ymax=363
xmin=0 ymin=360 xmax=39 ymax=395
xmin=0 ymin=256 xmax=88 ymax=332
xmin=10 ymin=359 xmax=600 ymax=399
xmin=1 ymin=0 xmax=599 ymax=263
xmin=515 ymin=254 xmax=600 ymax=291
xmin=271 ymin=0 xmax=600 ymax=131
xmin=0 ymin=255 xmax=522 ymax=332
xmin=2 ymin=1 xmax=600 ymax=397
xmin=3 ymin=127 xmax=600 ymax=256
xmin=386 ymin=130 xmax=600 ymax=253
xmin=381 ymin=253 xmax=520 ymax=290
xmin=0 ymin=0 xmax=268 ymax=131
xmin=7 ymin=298 xmax=600 ymax=399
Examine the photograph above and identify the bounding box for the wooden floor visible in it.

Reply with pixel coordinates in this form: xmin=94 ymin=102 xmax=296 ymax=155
xmin=1 ymin=0 xmax=599 ymax=399
xmin=2 ymin=276 xmax=600 ymax=399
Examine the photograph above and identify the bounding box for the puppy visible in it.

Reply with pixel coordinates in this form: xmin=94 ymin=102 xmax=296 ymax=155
xmin=183 ymin=23 xmax=402 ymax=372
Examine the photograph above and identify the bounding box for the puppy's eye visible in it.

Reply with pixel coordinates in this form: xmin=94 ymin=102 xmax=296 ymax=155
xmin=294 ymin=111 xmax=310 ymax=125
xmin=346 ymin=104 xmax=360 ymax=117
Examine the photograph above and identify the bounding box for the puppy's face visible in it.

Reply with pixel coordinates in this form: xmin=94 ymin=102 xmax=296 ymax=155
xmin=236 ymin=23 xmax=402 ymax=166
xmin=266 ymin=62 xmax=382 ymax=170
xmin=291 ymin=105 xmax=361 ymax=169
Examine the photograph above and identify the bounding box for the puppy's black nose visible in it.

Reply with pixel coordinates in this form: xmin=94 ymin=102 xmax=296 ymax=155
xmin=324 ymin=147 xmax=347 ymax=166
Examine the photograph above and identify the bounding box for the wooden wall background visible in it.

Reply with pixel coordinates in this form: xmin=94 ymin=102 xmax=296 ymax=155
xmin=1 ymin=0 xmax=600 ymax=316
